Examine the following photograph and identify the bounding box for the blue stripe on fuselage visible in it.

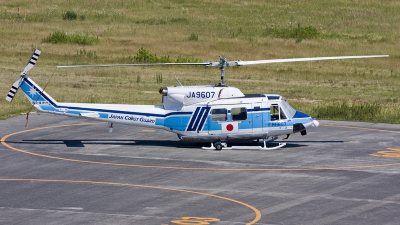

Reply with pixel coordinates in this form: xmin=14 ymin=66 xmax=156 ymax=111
xmin=197 ymin=107 xmax=211 ymax=132
xmin=186 ymin=107 xmax=211 ymax=131
xmin=187 ymin=107 xmax=201 ymax=131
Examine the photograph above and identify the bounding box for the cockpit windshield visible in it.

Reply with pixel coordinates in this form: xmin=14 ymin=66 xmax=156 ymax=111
xmin=280 ymin=99 xmax=296 ymax=119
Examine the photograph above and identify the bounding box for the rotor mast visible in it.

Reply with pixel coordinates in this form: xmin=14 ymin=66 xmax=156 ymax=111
xmin=207 ymin=56 xmax=240 ymax=86
xmin=218 ymin=56 xmax=227 ymax=86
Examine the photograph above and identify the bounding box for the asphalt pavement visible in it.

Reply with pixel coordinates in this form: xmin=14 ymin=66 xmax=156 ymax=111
xmin=1 ymin=113 xmax=400 ymax=225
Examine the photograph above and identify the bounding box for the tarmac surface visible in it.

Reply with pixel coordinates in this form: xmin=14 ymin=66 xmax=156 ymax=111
xmin=1 ymin=113 xmax=400 ymax=225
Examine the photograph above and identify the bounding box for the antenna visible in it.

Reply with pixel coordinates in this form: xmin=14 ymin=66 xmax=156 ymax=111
xmin=174 ymin=76 xmax=183 ymax=86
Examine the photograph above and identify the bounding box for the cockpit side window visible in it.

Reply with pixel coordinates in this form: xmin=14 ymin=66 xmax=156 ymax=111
xmin=211 ymin=108 xmax=227 ymax=122
xmin=270 ymin=104 xmax=287 ymax=120
xmin=271 ymin=104 xmax=279 ymax=121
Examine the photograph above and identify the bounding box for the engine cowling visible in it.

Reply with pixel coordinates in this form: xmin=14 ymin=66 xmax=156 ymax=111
xmin=160 ymin=85 xmax=244 ymax=109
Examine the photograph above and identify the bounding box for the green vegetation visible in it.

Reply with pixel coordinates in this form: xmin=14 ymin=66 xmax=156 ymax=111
xmin=313 ymin=102 xmax=384 ymax=122
xmin=129 ymin=47 xmax=199 ymax=63
xmin=0 ymin=0 xmax=399 ymax=123
xmin=156 ymin=73 xmax=163 ymax=83
xmin=188 ymin=33 xmax=198 ymax=41
xmin=62 ymin=10 xmax=77 ymax=20
xmin=265 ymin=24 xmax=319 ymax=40
xmin=77 ymin=49 xmax=97 ymax=59
xmin=42 ymin=31 xmax=97 ymax=45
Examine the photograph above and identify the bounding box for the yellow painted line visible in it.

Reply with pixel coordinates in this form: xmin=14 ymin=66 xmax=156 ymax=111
xmin=0 ymin=178 xmax=261 ymax=225
xmin=323 ymin=124 xmax=400 ymax=134
xmin=2 ymin=123 xmax=400 ymax=171
xmin=142 ymin=129 xmax=156 ymax=133
xmin=371 ymin=148 xmax=400 ymax=158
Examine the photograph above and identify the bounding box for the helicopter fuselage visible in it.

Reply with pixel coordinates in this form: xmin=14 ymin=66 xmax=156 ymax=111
xmin=24 ymin=83 xmax=317 ymax=143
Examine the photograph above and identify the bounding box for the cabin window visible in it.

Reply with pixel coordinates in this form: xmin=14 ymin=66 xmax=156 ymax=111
xmin=231 ymin=107 xmax=247 ymax=121
xmin=271 ymin=104 xmax=287 ymax=120
xmin=211 ymin=108 xmax=227 ymax=122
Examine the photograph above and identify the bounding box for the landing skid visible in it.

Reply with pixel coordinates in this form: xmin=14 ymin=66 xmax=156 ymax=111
xmin=202 ymin=137 xmax=286 ymax=151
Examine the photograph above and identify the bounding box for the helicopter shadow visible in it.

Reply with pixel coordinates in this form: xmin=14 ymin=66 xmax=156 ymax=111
xmin=12 ymin=139 xmax=181 ymax=148
xmin=181 ymin=140 xmax=338 ymax=149
xmin=8 ymin=139 xmax=343 ymax=150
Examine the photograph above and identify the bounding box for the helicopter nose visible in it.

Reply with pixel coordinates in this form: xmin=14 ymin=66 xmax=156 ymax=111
xmin=293 ymin=110 xmax=318 ymax=128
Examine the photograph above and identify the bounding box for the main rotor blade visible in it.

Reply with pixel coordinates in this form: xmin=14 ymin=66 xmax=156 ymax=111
xmin=57 ymin=62 xmax=210 ymax=69
xmin=57 ymin=55 xmax=389 ymax=69
xmin=236 ymin=55 xmax=389 ymax=66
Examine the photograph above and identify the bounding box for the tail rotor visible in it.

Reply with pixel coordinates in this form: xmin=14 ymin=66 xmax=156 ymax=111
xmin=5 ymin=49 xmax=41 ymax=102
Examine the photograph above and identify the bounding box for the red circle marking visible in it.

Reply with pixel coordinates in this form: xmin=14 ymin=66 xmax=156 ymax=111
xmin=226 ymin=124 xmax=234 ymax=131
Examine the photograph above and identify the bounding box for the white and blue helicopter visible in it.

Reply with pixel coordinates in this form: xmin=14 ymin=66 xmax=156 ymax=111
xmin=6 ymin=49 xmax=388 ymax=150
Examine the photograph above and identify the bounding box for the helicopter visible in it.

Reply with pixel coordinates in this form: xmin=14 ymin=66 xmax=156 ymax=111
xmin=6 ymin=49 xmax=388 ymax=150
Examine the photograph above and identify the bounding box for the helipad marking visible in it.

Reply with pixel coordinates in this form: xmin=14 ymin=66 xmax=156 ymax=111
xmin=371 ymin=148 xmax=400 ymax=158
xmin=0 ymin=178 xmax=261 ymax=225
xmin=2 ymin=123 xmax=400 ymax=171
xmin=169 ymin=217 xmax=220 ymax=225
xmin=323 ymin=124 xmax=400 ymax=159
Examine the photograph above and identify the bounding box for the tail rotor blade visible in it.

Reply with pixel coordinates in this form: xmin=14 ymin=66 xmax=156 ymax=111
xmin=5 ymin=78 xmax=22 ymax=102
xmin=21 ymin=49 xmax=41 ymax=75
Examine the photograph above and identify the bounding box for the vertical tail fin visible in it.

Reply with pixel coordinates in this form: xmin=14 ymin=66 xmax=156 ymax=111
xmin=19 ymin=75 xmax=58 ymax=107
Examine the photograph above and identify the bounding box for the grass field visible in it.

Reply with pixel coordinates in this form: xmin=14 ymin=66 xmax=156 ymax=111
xmin=1 ymin=0 xmax=399 ymax=122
